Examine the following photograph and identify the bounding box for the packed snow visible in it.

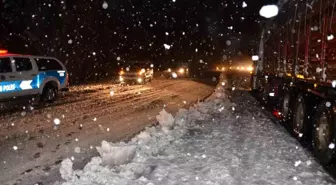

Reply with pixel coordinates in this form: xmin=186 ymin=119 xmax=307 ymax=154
xmin=55 ymin=77 xmax=334 ymax=185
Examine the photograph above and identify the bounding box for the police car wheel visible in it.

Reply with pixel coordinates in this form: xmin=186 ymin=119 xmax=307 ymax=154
xmin=42 ymin=86 xmax=58 ymax=102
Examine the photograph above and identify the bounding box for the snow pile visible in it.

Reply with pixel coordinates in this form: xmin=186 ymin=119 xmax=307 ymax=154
xmin=56 ymin=79 xmax=334 ymax=185
xmin=96 ymin=141 xmax=137 ymax=166
xmin=156 ymin=109 xmax=175 ymax=130
xmin=59 ymin=159 xmax=74 ymax=181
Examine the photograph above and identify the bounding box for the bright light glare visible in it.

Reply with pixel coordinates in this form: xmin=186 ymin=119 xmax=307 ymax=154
xmin=252 ymin=55 xmax=259 ymax=61
xmin=168 ymin=68 xmax=172 ymax=72
xmin=259 ymin=5 xmax=279 ymax=18
xmin=137 ymin=78 xmax=142 ymax=83
xmin=269 ymin=92 xmax=275 ymax=97
xmin=119 ymin=76 xmax=124 ymax=82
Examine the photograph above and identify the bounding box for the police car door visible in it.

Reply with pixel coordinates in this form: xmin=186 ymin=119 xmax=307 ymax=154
xmin=12 ymin=57 xmax=38 ymax=97
xmin=0 ymin=57 xmax=17 ymax=99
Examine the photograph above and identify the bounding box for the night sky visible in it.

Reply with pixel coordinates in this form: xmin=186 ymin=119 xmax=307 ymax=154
xmin=0 ymin=0 xmax=275 ymax=82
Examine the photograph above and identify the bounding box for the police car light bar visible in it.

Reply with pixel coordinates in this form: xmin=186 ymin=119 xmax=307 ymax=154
xmin=0 ymin=50 xmax=8 ymax=54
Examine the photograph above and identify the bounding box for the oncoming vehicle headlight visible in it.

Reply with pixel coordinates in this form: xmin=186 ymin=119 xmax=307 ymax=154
xmin=247 ymin=67 xmax=253 ymax=71
xmin=178 ymin=68 xmax=185 ymax=74
xmin=138 ymin=68 xmax=146 ymax=75
xmin=168 ymin=68 xmax=172 ymax=73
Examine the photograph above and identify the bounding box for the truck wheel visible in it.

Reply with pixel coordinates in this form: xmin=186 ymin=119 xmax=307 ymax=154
xmin=292 ymin=94 xmax=308 ymax=139
xmin=280 ymin=93 xmax=291 ymax=122
xmin=42 ymin=84 xmax=58 ymax=103
xmin=312 ymin=101 xmax=335 ymax=165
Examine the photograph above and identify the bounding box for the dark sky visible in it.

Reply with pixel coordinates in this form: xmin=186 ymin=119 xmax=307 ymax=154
xmin=0 ymin=0 xmax=275 ymax=81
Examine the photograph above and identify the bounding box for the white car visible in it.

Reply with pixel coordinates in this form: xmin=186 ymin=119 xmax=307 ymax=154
xmin=0 ymin=50 xmax=69 ymax=107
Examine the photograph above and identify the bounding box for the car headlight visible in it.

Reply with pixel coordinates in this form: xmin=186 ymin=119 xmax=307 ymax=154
xmin=138 ymin=68 xmax=146 ymax=75
xmin=178 ymin=68 xmax=185 ymax=74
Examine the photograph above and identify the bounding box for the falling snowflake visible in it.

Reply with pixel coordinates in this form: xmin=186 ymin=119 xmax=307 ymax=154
xmin=172 ymin=0 xmax=176 ymax=2
xmin=228 ymin=26 xmax=233 ymax=30
xmin=221 ymin=82 xmax=225 ymax=86
xmin=201 ymin=154 xmax=206 ymax=158
xmin=93 ymin=117 xmax=97 ymax=121
xmin=68 ymin=39 xmax=73 ymax=44
xmin=294 ymin=160 xmax=301 ymax=167
xmin=327 ymin=34 xmax=334 ymax=41
xmin=116 ymin=56 xmax=121 ymax=61
xmin=232 ymin=107 xmax=235 ymax=111
xmin=326 ymin=102 xmax=331 ymax=107
xmin=172 ymin=72 xmax=178 ymax=78
xmin=13 ymin=146 xmax=18 ymax=150
xmin=332 ymin=80 xmax=336 ymax=88
xmin=92 ymin=52 xmax=96 ymax=56
xmin=306 ymin=160 xmax=312 ymax=166
xmin=74 ymin=147 xmax=81 ymax=153
xmin=232 ymin=87 xmax=235 ymax=91
xmin=165 ymin=32 xmax=169 ymax=36
xmin=164 ymin=44 xmax=171 ymax=50
xmin=226 ymin=40 xmax=231 ymax=46
xmin=329 ymin=143 xmax=335 ymax=149
xmin=54 ymin=118 xmax=61 ymax=125
xmin=195 ymin=48 xmax=198 ymax=52
xmin=110 ymin=91 xmax=114 ymax=96
xmin=293 ymin=176 xmax=298 ymax=181
xmin=242 ymin=2 xmax=247 ymax=8
xmin=259 ymin=5 xmax=279 ymax=18
xmin=102 ymin=1 xmax=108 ymax=9
xmin=298 ymin=133 xmax=303 ymax=137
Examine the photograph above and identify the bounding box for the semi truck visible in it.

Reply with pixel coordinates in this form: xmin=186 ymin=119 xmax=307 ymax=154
xmin=252 ymin=0 xmax=336 ymax=164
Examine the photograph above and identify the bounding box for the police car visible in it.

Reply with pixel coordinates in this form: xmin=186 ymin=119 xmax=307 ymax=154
xmin=0 ymin=50 xmax=69 ymax=107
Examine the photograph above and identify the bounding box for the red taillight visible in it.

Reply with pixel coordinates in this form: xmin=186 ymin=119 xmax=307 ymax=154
xmin=0 ymin=50 xmax=8 ymax=54
xmin=272 ymin=110 xmax=282 ymax=119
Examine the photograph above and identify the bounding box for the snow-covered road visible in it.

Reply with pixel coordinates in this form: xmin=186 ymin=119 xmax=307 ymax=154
xmin=0 ymin=78 xmax=214 ymax=185
xmin=55 ymin=75 xmax=334 ymax=185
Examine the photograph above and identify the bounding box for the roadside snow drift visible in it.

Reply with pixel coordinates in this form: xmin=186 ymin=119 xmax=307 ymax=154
xmin=56 ymin=79 xmax=334 ymax=185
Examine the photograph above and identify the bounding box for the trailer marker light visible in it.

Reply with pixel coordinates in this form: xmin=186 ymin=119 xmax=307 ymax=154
xmin=0 ymin=49 xmax=8 ymax=54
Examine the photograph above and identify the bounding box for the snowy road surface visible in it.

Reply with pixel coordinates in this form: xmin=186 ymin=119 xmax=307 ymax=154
xmin=0 ymin=78 xmax=214 ymax=185
xmin=55 ymin=76 xmax=334 ymax=185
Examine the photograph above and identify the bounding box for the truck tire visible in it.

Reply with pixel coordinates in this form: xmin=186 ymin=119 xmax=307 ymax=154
xmin=41 ymin=84 xmax=58 ymax=103
xmin=280 ymin=93 xmax=291 ymax=122
xmin=292 ymin=94 xmax=309 ymax=139
xmin=312 ymin=101 xmax=335 ymax=165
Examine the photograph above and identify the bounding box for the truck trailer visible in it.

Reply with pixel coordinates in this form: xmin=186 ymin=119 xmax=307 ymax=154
xmin=252 ymin=0 xmax=336 ymax=164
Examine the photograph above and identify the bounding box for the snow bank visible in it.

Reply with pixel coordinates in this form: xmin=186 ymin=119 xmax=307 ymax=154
xmin=57 ymin=78 xmax=334 ymax=185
